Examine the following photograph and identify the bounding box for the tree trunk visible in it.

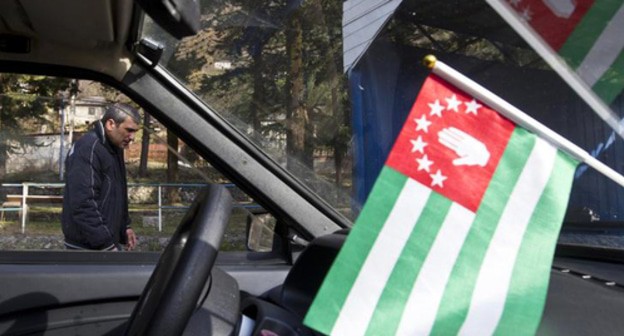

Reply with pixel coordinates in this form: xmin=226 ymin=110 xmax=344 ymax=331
xmin=139 ymin=113 xmax=150 ymax=177
xmin=0 ymin=107 xmax=5 ymax=180
xmin=250 ymin=47 xmax=265 ymax=132
xmin=329 ymin=50 xmax=344 ymax=187
xmin=166 ymin=129 xmax=180 ymax=204
xmin=285 ymin=9 xmax=311 ymax=172
xmin=0 ymin=137 xmax=6 ymax=180
xmin=307 ymin=0 xmax=349 ymax=188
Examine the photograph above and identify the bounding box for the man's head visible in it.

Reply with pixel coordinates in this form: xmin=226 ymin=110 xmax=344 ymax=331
xmin=102 ymin=103 xmax=140 ymax=149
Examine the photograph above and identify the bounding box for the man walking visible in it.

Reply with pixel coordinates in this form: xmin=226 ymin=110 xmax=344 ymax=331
xmin=62 ymin=103 xmax=139 ymax=251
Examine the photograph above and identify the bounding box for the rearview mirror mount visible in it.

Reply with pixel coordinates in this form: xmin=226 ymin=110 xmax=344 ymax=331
xmin=136 ymin=0 xmax=200 ymax=39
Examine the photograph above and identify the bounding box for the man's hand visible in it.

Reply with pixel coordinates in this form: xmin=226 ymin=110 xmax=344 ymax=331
xmin=126 ymin=228 xmax=138 ymax=251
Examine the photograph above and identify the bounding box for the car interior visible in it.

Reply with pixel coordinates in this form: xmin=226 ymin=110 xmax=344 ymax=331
xmin=1 ymin=0 xmax=624 ymax=335
xmin=0 ymin=0 xmax=345 ymax=335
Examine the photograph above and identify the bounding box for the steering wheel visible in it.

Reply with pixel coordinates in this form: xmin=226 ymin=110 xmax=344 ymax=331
xmin=125 ymin=184 xmax=233 ymax=336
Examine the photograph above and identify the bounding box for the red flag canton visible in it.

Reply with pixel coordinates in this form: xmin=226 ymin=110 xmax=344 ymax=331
xmin=507 ymin=0 xmax=594 ymax=50
xmin=386 ymin=75 xmax=515 ymax=212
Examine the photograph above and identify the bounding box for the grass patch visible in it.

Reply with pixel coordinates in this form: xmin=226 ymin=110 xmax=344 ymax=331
xmin=0 ymin=206 xmax=251 ymax=252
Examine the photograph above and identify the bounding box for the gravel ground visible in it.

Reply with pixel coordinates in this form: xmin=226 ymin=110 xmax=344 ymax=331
xmin=2 ymin=232 xmax=622 ymax=251
xmin=0 ymin=231 xmax=246 ymax=251
xmin=0 ymin=235 xmax=171 ymax=251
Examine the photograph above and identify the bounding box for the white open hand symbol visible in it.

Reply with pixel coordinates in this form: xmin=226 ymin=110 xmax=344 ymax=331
xmin=438 ymin=127 xmax=490 ymax=167
xmin=543 ymin=0 xmax=576 ymax=18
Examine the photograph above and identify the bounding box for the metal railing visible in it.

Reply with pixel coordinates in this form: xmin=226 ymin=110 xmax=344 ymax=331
xmin=0 ymin=182 xmax=259 ymax=233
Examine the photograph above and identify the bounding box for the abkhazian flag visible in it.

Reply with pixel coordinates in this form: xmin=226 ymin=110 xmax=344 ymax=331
xmin=303 ymin=74 xmax=579 ymax=335
xmin=496 ymin=0 xmax=624 ymax=104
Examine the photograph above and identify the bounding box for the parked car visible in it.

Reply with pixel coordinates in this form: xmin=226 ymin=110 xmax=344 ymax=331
xmin=1 ymin=0 xmax=624 ymax=335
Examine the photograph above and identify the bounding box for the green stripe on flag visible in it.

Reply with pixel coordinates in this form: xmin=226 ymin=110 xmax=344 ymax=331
xmin=494 ymin=151 xmax=578 ymax=336
xmin=558 ymin=0 xmax=624 ymax=103
xmin=364 ymin=192 xmax=452 ymax=336
xmin=592 ymin=49 xmax=624 ymax=103
xmin=558 ymin=0 xmax=623 ymax=69
xmin=430 ymin=128 xmax=536 ymax=336
xmin=303 ymin=167 xmax=407 ymax=334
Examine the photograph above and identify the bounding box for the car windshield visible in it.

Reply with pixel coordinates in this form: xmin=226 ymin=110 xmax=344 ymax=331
xmin=141 ymin=0 xmax=624 ymax=246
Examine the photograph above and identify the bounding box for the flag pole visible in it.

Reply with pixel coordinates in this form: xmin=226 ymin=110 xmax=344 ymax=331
xmin=423 ymin=55 xmax=624 ymax=189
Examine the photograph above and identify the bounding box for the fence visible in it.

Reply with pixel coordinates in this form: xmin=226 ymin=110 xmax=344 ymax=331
xmin=0 ymin=182 xmax=259 ymax=233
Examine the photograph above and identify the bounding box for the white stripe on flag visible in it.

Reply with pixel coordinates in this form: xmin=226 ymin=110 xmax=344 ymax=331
xmin=331 ymin=179 xmax=431 ymax=336
xmin=458 ymin=138 xmax=557 ymax=336
xmin=576 ymin=4 xmax=624 ymax=86
xmin=396 ymin=203 xmax=476 ymax=336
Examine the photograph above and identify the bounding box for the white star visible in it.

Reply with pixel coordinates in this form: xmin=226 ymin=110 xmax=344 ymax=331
xmin=445 ymin=94 xmax=461 ymax=112
xmin=410 ymin=136 xmax=428 ymax=154
xmin=428 ymin=99 xmax=445 ymax=117
xmin=521 ymin=6 xmax=532 ymax=21
xmin=416 ymin=154 xmax=434 ymax=172
xmin=509 ymin=0 xmax=521 ymax=7
xmin=430 ymin=169 xmax=447 ymax=188
xmin=414 ymin=114 xmax=432 ymax=133
xmin=464 ymin=99 xmax=482 ymax=115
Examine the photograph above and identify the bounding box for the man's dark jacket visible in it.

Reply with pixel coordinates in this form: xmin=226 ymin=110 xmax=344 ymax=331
xmin=62 ymin=121 xmax=130 ymax=250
